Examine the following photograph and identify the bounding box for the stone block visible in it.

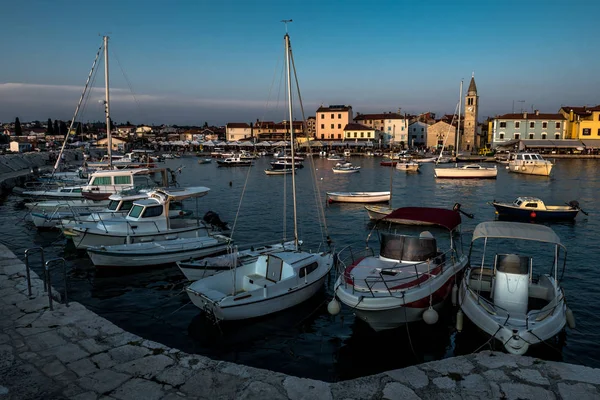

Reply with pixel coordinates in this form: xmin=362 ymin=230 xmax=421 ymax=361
xmin=499 ymin=383 xmax=556 ymax=400
xmin=474 ymin=351 xmax=519 ymax=369
xmin=111 ymin=378 xmax=165 ymax=400
xmin=113 ymin=355 xmax=175 ymax=379
xmin=77 ymin=369 xmax=131 ymax=394
xmin=422 ymin=356 xmax=474 ymax=375
xmin=41 ymin=359 xmax=67 ymax=377
xmin=68 ymin=357 xmax=100 ymax=377
xmin=238 ymin=381 xmax=288 ymax=400
xmin=108 ymin=344 xmax=152 ymax=364
xmin=557 ymin=382 xmax=600 ymax=400
xmin=382 ymin=382 xmax=420 ymax=400
xmin=283 ymin=376 xmax=333 ymax=400
xmin=155 ymin=366 xmax=196 ymax=387
xmin=23 ymin=330 xmax=68 ymax=352
xmin=386 ymin=366 xmax=429 ymax=389
xmin=432 ymin=376 xmax=456 ymax=390
xmin=41 ymin=342 xmax=89 ymax=363
xmin=545 ymin=361 xmax=600 ymax=385
xmin=0 ymin=345 xmax=15 ymax=369
xmin=511 ymin=368 xmax=550 ymax=385
xmin=91 ymin=352 xmax=115 ymax=369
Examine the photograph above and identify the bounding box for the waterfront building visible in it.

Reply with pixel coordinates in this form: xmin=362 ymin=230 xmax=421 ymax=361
xmin=316 ymin=105 xmax=353 ymax=141
xmin=353 ymin=111 xmax=408 ymax=146
xmin=226 ymin=122 xmax=251 ymax=142
xmin=254 ymin=120 xmax=303 ymax=141
xmin=559 ymin=105 xmax=600 ymax=140
xmin=408 ymin=121 xmax=429 ymax=148
xmin=490 ymin=111 xmax=566 ymax=148
xmin=427 ymin=121 xmax=456 ymax=150
xmin=462 ymin=75 xmax=479 ymax=152
xmin=342 ymin=123 xmax=378 ymax=145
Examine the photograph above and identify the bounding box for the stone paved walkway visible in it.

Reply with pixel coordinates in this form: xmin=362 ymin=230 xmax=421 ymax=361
xmin=1 ymin=243 xmax=599 ymax=399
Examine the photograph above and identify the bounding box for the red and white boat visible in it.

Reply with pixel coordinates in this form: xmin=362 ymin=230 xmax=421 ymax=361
xmin=333 ymin=208 xmax=468 ymax=331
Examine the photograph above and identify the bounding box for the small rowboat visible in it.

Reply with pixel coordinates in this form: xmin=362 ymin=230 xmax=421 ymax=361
xmin=327 ymin=191 xmax=390 ymax=203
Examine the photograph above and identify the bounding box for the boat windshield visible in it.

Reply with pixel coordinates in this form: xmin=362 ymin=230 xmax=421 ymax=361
xmin=107 ymin=200 xmax=120 ymax=211
xmin=128 ymin=205 xmax=144 ymax=218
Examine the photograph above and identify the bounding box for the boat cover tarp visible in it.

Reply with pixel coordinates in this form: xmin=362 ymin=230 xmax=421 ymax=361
xmin=472 ymin=221 xmax=561 ymax=245
xmin=383 ymin=207 xmax=461 ymax=231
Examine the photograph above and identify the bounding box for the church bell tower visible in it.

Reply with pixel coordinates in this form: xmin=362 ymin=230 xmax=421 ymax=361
xmin=462 ymin=73 xmax=478 ymax=152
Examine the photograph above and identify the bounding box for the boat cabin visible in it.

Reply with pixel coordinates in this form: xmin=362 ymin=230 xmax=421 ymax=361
xmin=379 ymin=231 xmax=439 ymax=263
xmin=512 ymin=197 xmax=548 ymax=210
xmin=509 ymin=152 xmax=547 ymax=162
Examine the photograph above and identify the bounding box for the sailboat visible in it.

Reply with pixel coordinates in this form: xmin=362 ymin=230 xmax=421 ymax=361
xmin=434 ymin=79 xmax=497 ymax=179
xmin=185 ymin=24 xmax=335 ymax=321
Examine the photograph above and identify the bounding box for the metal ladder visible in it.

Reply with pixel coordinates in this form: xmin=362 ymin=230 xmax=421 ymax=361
xmin=24 ymin=247 xmax=69 ymax=311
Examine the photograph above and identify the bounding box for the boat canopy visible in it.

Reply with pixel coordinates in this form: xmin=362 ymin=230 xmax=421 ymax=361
xmin=472 ymin=221 xmax=561 ymax=245
xmin=150 ymin=186 xmax=210 ymax=201
xmin=383 ymin=207 xmax=461 ymax=230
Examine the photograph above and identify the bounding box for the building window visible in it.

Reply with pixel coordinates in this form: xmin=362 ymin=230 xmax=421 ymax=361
xmin=529 ymin=122 xmax=535 ymax=128
xmin=331 ymin=124 xmax=334 ymax=129
xmin=583 ymin=128 xmax=591 ymax=136
xmin=331 ymin=114 xmax=334 ymax=119
xmin=360 ymin=132 xmax=364 ymax=138
xmin=514 ymin=134 xmax=520 ymax=140
xmin=529 ymin=133 xmax=534 ymax=139
xmin=321 ymin=114 xmax=324 ymax=119
xmin=542 ymin=122 xmax=547 ymax=128
xmin=542 ymin=133 xmax=547 ymax=139
xmin=555 ymin=134 xmax=560 ymax=139
xmin=354 ymin=132 xmax=357 ymax=138
xmin=320 ymin=124 xmax=324 ymax=129
xmin=515 ymin=122 xmax=520 ymax=128
xmin=321 ymin=134 xmax=324 ymax=139
xmin=500 ymin=122 xmax=506 ymax=128
xmin=499 ymin=133 xmax=505 ymax=139
xmin=337 ymin=134 xmax=341 ymax=139
xmin=338 ymin=124 xmax=341 ymax=129
xmin=597 ymin=128 xmax=600 ymax=136
xmin=338 ymin=114 xmax=341 ymax=119
xmin=421 ymin=128 xmax=424 ymax=132
xmin=556 ymin=122 xmax=561 ymax=129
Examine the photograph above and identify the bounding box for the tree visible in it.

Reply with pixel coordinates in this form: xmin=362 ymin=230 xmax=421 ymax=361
xmin=53 ymin=120 xmax=59 ymax=135
xmin=203 ymin=121 xmax=208 ymax=129
xmin=47 ymin=118 xmax=54 ymax=135
xmin=14 ymin=117 xmax=22 ymax=136
xmin=59 ymin=121 xmax=68 ymax=136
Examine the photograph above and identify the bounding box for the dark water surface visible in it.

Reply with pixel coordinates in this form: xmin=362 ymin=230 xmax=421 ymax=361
xmin=1 ymin=156 xmax=599 ymax=381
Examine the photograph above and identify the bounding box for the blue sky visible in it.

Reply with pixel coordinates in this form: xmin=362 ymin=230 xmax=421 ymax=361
xmin=1 ymin=0 xmax=598 ymax=126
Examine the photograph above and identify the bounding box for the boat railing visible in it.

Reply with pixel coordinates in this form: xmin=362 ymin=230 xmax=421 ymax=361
xmin=464 ymin=285 xmax=530 ymax=327
xmin=338 ymin=246 xmax=454 ymax=296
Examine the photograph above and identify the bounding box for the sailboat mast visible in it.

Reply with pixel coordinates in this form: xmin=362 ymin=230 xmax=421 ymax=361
xmin=285 ymin=32 xmax=299 ymax=250
xmin=455 ymin=80 xmax=463 ymax=155
xmin=104 ymin=35 xmax=112 ymax=169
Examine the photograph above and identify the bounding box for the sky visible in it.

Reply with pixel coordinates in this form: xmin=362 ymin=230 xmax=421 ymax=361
xmin=1 ymin=0 xmax=599 ymax=126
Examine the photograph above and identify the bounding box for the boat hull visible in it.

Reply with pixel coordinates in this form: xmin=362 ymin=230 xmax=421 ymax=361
xmin=434 ymin=167 xmax=497 ymax=179
xmin=327 ymin=192 xmax=390 ymax=203
xmin=364 ymin=205 xmax=393 ymax=220
xmin=492 ymin=204 xmax=578 ymax=221
xmin=508 ymin=163 xmax=553 ymax=176
xmin=87 ymin=236 xmax=231 ymax=267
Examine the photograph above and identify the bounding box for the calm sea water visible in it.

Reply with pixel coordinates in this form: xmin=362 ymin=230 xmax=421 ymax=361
xmin=1 ymin=156 xmax=599 ymax=381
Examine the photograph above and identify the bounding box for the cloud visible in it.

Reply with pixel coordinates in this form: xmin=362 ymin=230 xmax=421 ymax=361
xmin=0 ymin=82 xmax=284 ymax=125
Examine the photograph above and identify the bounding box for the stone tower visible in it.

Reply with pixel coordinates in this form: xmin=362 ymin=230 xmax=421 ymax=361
xmin=461 ymin=74 xmax=478 ymax=152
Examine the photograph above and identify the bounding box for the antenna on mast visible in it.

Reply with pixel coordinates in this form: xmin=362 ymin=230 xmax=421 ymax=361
xmin=281 ymin=19 xmax=293 ymax=32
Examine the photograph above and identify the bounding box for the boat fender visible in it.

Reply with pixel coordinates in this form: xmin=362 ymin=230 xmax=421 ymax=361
xmin=456 ymin=309 xmax=464 ymax=332
xmin=451 ymin=284 xmax=458 ymax=306
xmin=327 ymin=297 xmax=341 ymax=316
xmin=566 ymin=307 xmax=576 ymax=329
xmin=423 ymin=306 xmax=438 ymax=325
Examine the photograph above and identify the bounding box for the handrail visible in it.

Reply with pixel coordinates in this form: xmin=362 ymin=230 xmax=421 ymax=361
xmin=24 ymin=247 xmax=46 ymax=296
xmin=44 ymin=258 xmax=69 ymax=311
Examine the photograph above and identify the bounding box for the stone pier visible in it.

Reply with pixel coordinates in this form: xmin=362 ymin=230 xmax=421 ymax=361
xmin=1 ymin=243 xmax=599 ymax=399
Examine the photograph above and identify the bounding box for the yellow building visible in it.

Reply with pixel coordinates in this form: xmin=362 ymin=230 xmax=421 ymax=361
xmin=559 ymin=105 xmax=600 ymax=139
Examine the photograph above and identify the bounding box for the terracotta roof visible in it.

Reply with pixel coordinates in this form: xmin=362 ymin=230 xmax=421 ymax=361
xmin=496 ymin=113 xmax=565 ymax=120
xmin=559 ymin=105 xmax=600 ymax=116
xmin=226 ymin=123 xmax=250 ymax=128
xmin=316 ymin=105 xmax=352 ymax=112
xmin=344 ymin=123 xmax=373 ymax=131
xmin=354 ymin=113 xmax=404 ymax=121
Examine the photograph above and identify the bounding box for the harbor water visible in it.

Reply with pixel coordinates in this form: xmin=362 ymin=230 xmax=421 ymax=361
xmin=1 ymin=155 xmax=598 ymax=381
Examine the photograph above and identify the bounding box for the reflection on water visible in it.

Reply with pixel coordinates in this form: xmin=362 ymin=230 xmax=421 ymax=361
xmin=1 ymin=156 xmax=600 ymax=381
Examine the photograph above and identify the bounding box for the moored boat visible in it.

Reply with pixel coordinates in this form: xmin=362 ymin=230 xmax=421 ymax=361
xmin=458 ymin=221 xmax=574 ymax=355
xmin=327 ymin=191 xmax=390 ymax=203
xmin=508 ymin=152 xmax=553 ymax=176
xmin=333 ymin=207 xmax=468 ymax=331
xmin=332 ymin=162 xmax=360 ymax=173
xmin=434 ymin=164 xmax=497 ymax=179
xmin=491 ymin=197 xmax=583 ymax=221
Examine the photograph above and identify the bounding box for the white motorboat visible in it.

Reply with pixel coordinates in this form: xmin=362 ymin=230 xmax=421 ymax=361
xmin=395 ymin=161 xmax=419 ymax=172
xmin=508 ymin=152 xmax=553 ymax=176
xmin=217 ymin=156 xmax=253 ymax=167
xmin=184 ymin=29 xmax=335 ymax=321
xmin=177 ymin=240 xmax=299 ymax=280
xmin=80 ymin=168 xmax=160 ymax=201
xmin=327 ymin=154 xmax=345 ymax=162
xmin=25 ymin=199 xmax=110 ymax=211
xmin=327 ymin=191 xmax=390 ymax=203
xmin=414 ymin=157 xmax=437 ymax=163
xmin=270 ymin=159 xmax=303 ymax=169
xmin=364 ymin=205 xmax=393 ymax=220
xmin=21 ymin=185 xmax=86 ymax=200
xmin=62 ymin=186 xmax=216 ymax=249
xmin=86 ymin=234 xmax=232 ymax=267
xmin=434 ymin=164 xmax=497 ymax=179
xmin=332 ymin=162 xmax=360 ymax=174
xmin=334 ymin=207 xmax=468 ymax=331
xmin=458 ymin=221 xmax=574 ymax=355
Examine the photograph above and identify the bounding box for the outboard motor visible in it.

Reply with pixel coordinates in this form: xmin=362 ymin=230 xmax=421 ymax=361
xmin=203 ymin=211 xmax=228 ymax=230
xmin=568 ymin=200 xmax=580 ymax=209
